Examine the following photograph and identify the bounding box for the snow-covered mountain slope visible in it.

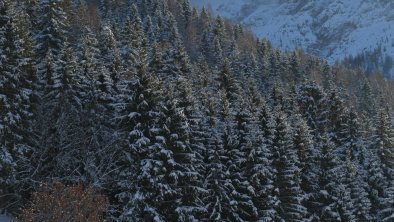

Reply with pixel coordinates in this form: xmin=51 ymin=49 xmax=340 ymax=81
xmin=191 ymin=0 xmax=394 ymax=74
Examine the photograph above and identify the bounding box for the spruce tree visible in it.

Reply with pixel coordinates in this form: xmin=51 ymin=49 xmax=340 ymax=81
xmin=366 ymin=150 xmax=388 ymax=221
xmin=251 ymin=99 xmax=279 ymax=221
xmin=37 ymin=42 xmax=82 ymax=179
xmin=358 ymin=80 xmax=376 ymax=116
xmin=199 ymin=95 xmax=232 ymax=221
xmin=100 ymin=26 xmax=122 ymax=91
xmin=0 ymin=0 xmax=21 ymax=201
xmin=36 ymin=0 xmax=69 ymax=61
xmin=159 ymin=96 xmax=204 ymax=221
xmin=345 ymin=160 xmax=372 ymax=221
xmin=290 ymin=51 xmax=304 ymax=83
xmin=236 ymin=103 xmax=271 ymax=221
xmin=372 ymin=109 xmax=394 ymax=221
xmin=0 ymin=1 xmax=37 ymax=207
xmin=292 ymin=115 xmax=320 ymax=220
xmin=372 ymin=109 xmax=394 ymax=179
xmin=217 ymin=59 xmax=240 ymax=104
xmin=326 ymin=87 xmax=346 ymax=132
xmin=117 ymin=61 xmax=171 ymax=221
xmin=202 ymin=91 xmax=249 ymax=221
xmin=77 ymin=28 xmax=120 ymax=188
xmin=317 ymin=134 xmax=352 ymax=221
xmin=296 ymin=81 xmax=328 ymax=135
xmin=272 ymin=111 xmax=307 ymax=221
xmin=203 ymin=128 xmax=232 ymax=221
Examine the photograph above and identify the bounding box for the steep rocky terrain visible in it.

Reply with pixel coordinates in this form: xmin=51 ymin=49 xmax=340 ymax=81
xmin=191 ymin=0 xmax=394 ymax=76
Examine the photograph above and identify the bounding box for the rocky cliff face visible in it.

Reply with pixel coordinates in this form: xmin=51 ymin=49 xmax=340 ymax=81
xmin=191 ymin=0 xmax=394 ymax=76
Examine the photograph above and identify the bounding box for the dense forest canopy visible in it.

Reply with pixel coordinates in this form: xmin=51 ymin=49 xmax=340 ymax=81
xmin=1 ymin=0 xmax=394 ymax=221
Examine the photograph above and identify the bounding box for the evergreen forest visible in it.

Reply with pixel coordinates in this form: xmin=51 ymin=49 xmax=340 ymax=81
xmin=1 ymin=0 xmax=394 ymax=221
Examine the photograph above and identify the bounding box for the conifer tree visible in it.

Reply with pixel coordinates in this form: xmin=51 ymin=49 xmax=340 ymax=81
xmin=0 ymin=0 xmax=21 ymax=200
xmin=235 ymin=103 xmax=272 ymax=221
xmin=117 ymin=60 xmax=171 ymax=221
xmin=217 ymin=59 xmax=240 ymax=104
xmin=37 ymin=42 xmax=82 ymax=179
xmin=203 ymin=128 xmax=232 ymax=221
xmin=379 ymin=184 xmax=394 ymax=222
xmin=321 ymin=62 xmax=333 ymax=90
xmin=358 ymin=80 xmax=376 ymax=116
xmin=272 ymin=111 xmax=307 ymax=221
xmin=201 ymin=91 xmax=247 ymax=221
xmin=372 ymin=109 xmax=394 ymax=179
xmin=345 ymin=160 xmax=372 ymax=221
xmin=98 ymin=0 xmax=107 ymax=17
xmin=200 ymin=29 xmax=212 ymax=59
xmin=24 ymin=0 xmax=39 ymax=27
xmin=292 ymin=115 xmax=320 ymax=220
xmin=0 ymin=1 xmax=39 ymax=207
xmin=256 ymin=39 xmax=272 ymax=90
xmin=77 ymin=28 xmax=120 ymax=188
xmin=79 ymin=28 xmax=101 ymax=105
xmin=372 ymin=109 xmax=394 ymax=221
xmin=15 ymin=10 xmax=38 ymax=108
xmin=100 ymin=26 xmax=122 ymax=91
xmin=290 ymin=51 xmax=304 ymax=82
xmin=8 ymin=7 xmax=39 ymax=202
xmin=159 ymin=95 xmax=204 ymax=221
xmin=326 ymin=86 xmax=348 ymax=148
xmin=366 ymin=150 xmax=388 ymax=221
xmin=36 ymin=0 xmax=69 ymax=61
xmin=317 ymin=134 xmax=352 ymax=221
xmin=123 ymin=5 xmax=146 ymax=68
xmin=198 ymin=94 xmax=230 ymax=221
xmin=296 ymin=81 xmax=328 ymax=135
xmin=246 ymin=98 xmax=278 ymax=221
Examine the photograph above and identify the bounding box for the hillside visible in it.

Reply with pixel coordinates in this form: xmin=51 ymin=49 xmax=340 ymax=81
xmin=191 ymin=0 xmax=394 ymax=77
xmin=1 ymin=0 xmax=394 ymax=221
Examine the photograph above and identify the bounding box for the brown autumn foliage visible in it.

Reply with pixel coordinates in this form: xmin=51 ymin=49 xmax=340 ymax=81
xmin=18 ymin=182 xmax=108 ymax=222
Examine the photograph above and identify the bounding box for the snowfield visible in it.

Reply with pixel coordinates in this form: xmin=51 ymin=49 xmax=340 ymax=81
xmin=191 ymin=0 xmax=394 ymax=75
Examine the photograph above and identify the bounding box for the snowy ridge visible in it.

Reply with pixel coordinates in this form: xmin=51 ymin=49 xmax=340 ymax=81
xmin=191 ymin=0 xmax=394 ymax=75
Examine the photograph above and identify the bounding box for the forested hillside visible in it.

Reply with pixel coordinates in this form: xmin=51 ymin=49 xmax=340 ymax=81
xmin=191 ymin=0 xmax=394 ymax=78
xmin=1 ymin=0 xmax=394 ymax=221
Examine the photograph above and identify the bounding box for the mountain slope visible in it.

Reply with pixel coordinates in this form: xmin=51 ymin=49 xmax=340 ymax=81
xmin=191 ymin=0 xmax=394 ymax=76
